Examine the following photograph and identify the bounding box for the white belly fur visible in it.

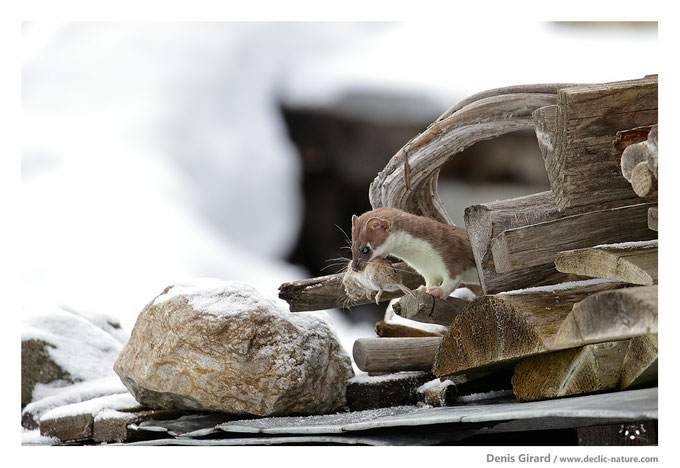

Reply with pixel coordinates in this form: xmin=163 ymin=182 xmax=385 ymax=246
xmin=375 ymin=231 xmax=450 ymax=286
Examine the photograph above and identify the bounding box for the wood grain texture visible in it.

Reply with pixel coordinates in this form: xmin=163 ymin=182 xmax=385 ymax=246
xmin=647 ymin=207 xmax=658 ymax=232
xmin=512 ymin=341 xmax=630 ymax=402
xmin=630 ymin=161 xmax=657 ymax=198
xmin=278 ymin=262 xmax=422 ymax=312
xmin=535 ymin=76 xmax=657 ymax=210
xmin=432 ymin=281 xmax=624 ymax=378
xmin=352 ymin=337 xmax=442 ymax=373
xmin=490 ymin=202 xmax=657 ymax=274
xmin=464 ymin=191 xmax=597 ymax=294
xmin=391 ymin=290 xmax=470 ymax=326
xmin=621 ymin=335 xmax=658 ymax=390
xmin=369 ymin=86 xmax=571 ymax=223
xmin=553 ymin=286 xmax=657 ymax=349
xmin=554 ymin=242 xmax=657 ymax=285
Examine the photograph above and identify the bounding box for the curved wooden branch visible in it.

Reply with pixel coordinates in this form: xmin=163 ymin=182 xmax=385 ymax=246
xmin=369 ymin=87 xmax=575 ymax=222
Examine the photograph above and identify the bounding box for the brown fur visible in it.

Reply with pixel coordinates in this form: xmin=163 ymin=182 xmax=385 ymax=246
xmin=351 ymin=207 xmax=475 ymax=279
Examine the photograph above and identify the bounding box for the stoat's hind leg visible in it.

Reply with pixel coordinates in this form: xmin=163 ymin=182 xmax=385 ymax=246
xmin=438 ymin=273 xmax=463 ymax=300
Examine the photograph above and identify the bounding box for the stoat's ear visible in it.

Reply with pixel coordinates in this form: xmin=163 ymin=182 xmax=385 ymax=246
xmin=366 ymin=216 xmax=390 ymax=232
xmin=351 ymin=215 xmax=359 ymax=233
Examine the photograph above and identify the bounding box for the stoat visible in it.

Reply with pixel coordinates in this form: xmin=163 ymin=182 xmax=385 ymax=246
xmin=350 ymin=207 xmax=477 ymax=300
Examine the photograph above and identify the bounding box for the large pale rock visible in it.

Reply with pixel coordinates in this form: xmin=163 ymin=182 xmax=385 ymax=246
xmin=114 ymin=280 xmax=354 ymax=416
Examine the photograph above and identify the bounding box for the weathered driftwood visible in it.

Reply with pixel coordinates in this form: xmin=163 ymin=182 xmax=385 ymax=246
xmin=391 ymin=290 xmax=469 ymax=326
xmin=554 ymin=241 xmax=657 ymax=286
xmin=345 ymin=371 xmax=434 ymax=412
xmin=621 ymin=335 xmax=658 ymax=390
xmin=534 ymin=76 xmax=658 ymax=211
xmin=432 ymin=280 xmax=624 ymax=378
xmin=369 ymin=85 xmax=576 ymax=222
xmin=631 ymin=161 xmax=657 ymax=198
xmin=352 ymin=337 xmax=442 ymax=373
xmin=648 ymin=207 xmax=658 ymax=232
xmin=553 ymin=286 xmax=657 ymax=349
xmin=374 ymin=321 xmax=442 ymax=338
xmin=646 ymin=124 xmax=658 ymax=178
xmin=490 ymin=202 xmax=657 ymax=274
xmin=278 ymin=262 xmax=422 ymax=312
xmin=511 ymin=341 xmax=630 ymax=402
xmin=464 ymin=191 xmax=593 ymax=294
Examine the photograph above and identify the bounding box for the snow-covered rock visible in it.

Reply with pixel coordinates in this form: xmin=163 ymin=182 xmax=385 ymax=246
xmin=21 ymin=303 xmax=127 ymax=411
xmin=114 ymin=280 xmax=354 ymax=416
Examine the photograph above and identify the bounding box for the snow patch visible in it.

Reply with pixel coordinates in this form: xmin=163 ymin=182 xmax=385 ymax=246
xmin=348 ymin=371 xmax=429 ymax=385
xmin=40 ymin=392 xmax=141 ymax=422
xmin=593 ymin=239 xmax=658 ymax=249
xmin=384 ymin=299 xmax=448 ymax=335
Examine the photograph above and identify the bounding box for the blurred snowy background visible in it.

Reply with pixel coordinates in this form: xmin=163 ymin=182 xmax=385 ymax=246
xmin=22 ymin=21 xmax=658 ymax=359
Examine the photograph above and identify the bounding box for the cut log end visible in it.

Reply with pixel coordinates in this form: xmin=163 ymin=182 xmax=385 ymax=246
xmin=630 ymin=161 xmax=657 ymax=198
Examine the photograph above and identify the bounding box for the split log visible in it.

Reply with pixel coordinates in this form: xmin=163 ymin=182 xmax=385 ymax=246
xmin=553 ymin=286 xmax=657 ymax=349
xmin=534 ymin=76 xmax=658 ymax=210
xmin=631 ymin=161 xmax=657 ymax=198
xmin=648 ymin=207 xmax=658 ymax=232
xmin=391 ymin=290 xmax=470 ymax=326
xmin=432 ymin=280 xmax=624 ymax=378
xmin=369 ymin=85 xmax=573 ymax=223
xmin=621 ymin=141 xmax=650 ymax=182
xmin=464 ymin=191 xmax=602 ymax=294
xmin=490 ymin=202 xmax=657 ymax=274
xmin=352 ymin=337 xmax=442 ymax=373
xmin=278 ymin=262 xmax=422 ymax=312
xmin=345 ymin=371 xmax=434 ymax=412
xmin=554 ymin=241 xmax=657 ymax=286
xmin=374 ymin=321 xmax=443 ymax=338
xmin=511 ymin=341 xmax=630 ymax=402
xmin=621 ymin=335 xmax=658 ymax=390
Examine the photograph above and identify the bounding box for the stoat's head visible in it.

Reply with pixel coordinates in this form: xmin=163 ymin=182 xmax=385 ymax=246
xmin=350 ymin=211 xmax=391 ymax=272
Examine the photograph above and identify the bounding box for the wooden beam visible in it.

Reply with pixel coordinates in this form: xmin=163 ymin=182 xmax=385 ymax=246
xmin=554 ymin=241 xmax=657 ymax=286
xmin=432 ymin=280 xmax=623 ymax=378
xmin=553 ymin=286 xmax=657 ymax=349
xmin=490 ymin=202 xmax=657 ymax=274
xmin=648 ymin=207 xmax=658 ymax=232
xmin=534 ymin=76 xmax=658 ymax=211
xmin=464 ymin=191 xmax=597 ymax=294
xmin=391 ymin=290 xmax=469 ymax=326
xmin=511 ymin=341 xmax=630 ymax=402
xmin=621 ymin=335 xmax=658 ymax=390
xmin=278 ymin=262 xmax=422 ymax=312
xmin=345 ymin=371 xmax=434 ymax=412
xmin=352 ymin=337 xmax=442 ymax=373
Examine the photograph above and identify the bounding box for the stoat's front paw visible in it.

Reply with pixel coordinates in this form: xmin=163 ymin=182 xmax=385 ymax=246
xmin=417 ymin=285 xmax=428 ymax=292
xmin=426 ymin=287 xmax=447 ymax=300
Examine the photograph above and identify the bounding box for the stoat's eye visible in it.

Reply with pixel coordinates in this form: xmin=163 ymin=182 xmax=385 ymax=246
xmin=361 ymin=246 xmax=370 ymax=255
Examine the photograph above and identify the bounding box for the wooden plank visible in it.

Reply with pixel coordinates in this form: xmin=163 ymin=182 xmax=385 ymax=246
xmin=621 ymin=335 xmax=658 ymax=390
xmin=648 ymin=207 xmax=658 ymax=232
xmin=646 ymin=125 xmax=658 ymax=178
xmin=512 ymin=341 xmax=630 ymax=402
xmin=553 ymin=286 xmax=657 ymax=349
xmin=432 ymin=280 xmax=624 ymax=378
xmin=352 ymin=337 xmax=442 ymax=373
xmin=278 ymin=262 xmax=422 ymax=312
xmin=464 ymin=191 xmax=598 ymax=294
xmin=391 ymin=290 xmax=469 ymax=326
xmin=490 ymin=202 xmax=657 ymax=274
xmin=536 ymin=76 xmax=657 ymax=211
xmin=554 ymin=241 xmax=657 ymax=285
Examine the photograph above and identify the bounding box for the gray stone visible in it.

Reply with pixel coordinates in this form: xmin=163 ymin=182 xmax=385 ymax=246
xmin=114 ymin=280 xmax=354 ymax=416
xmin=21 ymin=339 xmax=72 ymax=409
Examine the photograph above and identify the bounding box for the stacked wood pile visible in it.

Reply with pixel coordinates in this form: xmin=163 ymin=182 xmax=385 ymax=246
xmin=279 ymin=76 xmax=658 ymax=413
